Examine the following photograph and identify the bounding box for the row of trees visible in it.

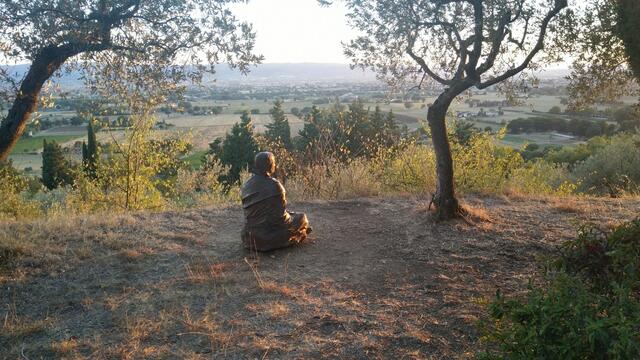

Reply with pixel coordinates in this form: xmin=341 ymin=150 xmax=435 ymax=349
xmin=208 ymin=100 xmax=401 ymax=185
xmin=41 ymin=121 xmax=99 ymax=190
xmin=507 ymin=117 xmax=617 ymax=138
xmin=0 ymin=0 xmax=638 ymax=219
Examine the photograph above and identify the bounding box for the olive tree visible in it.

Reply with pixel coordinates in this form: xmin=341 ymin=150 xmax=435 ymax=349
xmin=330 ymin=0 xmax=568 ymax=219
xmin=0 ymin=0 xmax=262 ymax=161
xmin=616 ymin=0 xmax=640 ymax=79
xmin=564 ymin=0 xmax=640 ymax=110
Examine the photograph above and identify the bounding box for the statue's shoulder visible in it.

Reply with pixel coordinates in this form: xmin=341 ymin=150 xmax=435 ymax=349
xmin=267 ymin=177 xmax=285 ymax=194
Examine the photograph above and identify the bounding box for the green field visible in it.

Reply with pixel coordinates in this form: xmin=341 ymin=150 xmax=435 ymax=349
xmin=11 ymin=134 xmax=84 ymax=154
xmin=500 ymin=133 xmax=583 ymax=148
xmin=7 ymin=92 xmax=613 ymax=174
xmin=183 ymin=150 xmax=208 ymax=169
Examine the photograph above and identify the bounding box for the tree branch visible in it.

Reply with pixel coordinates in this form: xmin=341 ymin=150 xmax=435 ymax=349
xmin=406 ymin=31 xmax=452 ymax=85
xmin=476 ymin=10 xmax=512 ymax=75
xmin=477 ymin=0 xmax=568 ymax=89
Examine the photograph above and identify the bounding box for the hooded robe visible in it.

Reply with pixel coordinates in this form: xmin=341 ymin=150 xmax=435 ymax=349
xmin=240 ymin=154 xmax=310 ymax=251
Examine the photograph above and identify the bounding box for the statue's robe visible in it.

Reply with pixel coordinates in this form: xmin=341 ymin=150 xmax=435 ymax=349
xmin=241 ymin=174 xmax=309 ymax=251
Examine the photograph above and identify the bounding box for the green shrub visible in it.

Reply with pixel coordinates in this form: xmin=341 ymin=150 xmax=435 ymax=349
xmin=478 ymin=274 xmax=640 ymax=360
xmin=556 ymin=218 xmax=640 ymax=292
xmin=453 ymin=131 xmax=524 ymax=194
xmin=572 ymin=134 xmax=640 ymax=196
xmin=508 ymin=160 xmax=576 ymax=196
xmin=478 ymin=219 xmax=640 ymax=360
xmin=0 ymin=162 xmax=42 ymax=220
xmin=381 ymin=144 xmax=436 ymax=195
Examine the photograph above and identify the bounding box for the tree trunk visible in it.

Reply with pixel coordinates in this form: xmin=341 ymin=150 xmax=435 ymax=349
xmin=427 ymin=94 xmax=462 ymax=220
xmin=617 ymin=0 xmax=640 ymax=80
xmin=0 ymin=47 xmax=69 ymax=161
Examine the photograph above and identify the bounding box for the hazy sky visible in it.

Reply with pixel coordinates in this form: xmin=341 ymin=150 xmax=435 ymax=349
xmin=229 ymin=0 xmax=358 ymax=64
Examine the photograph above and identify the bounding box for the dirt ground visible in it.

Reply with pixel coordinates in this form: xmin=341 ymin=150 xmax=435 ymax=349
xmin=1 ymin=196 xmax=639 ymax=359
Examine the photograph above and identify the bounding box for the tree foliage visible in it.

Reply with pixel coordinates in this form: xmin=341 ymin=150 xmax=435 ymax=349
xmin=559 ymin=0 xmax=634 ymax=110
xmin=41 ymin=139 xmax=73 ymax=190
xmin=563 ymin=0 xmax=639 ymax=110
xmin=82 ymin=120 xmax=100 ymax=179
xmin=209 ymin=111 xmax=259 ymax=185
xmin=616 ymin=0 xmax=640 ymax=80
xmin=295 ymin=101 xmax=400 ymax=162
xmin=265 ymin=100 xmax=292 ymax=149
xmin=0 ymin=0 xmax=262 ymax=160
xmin=333 ymin=0 xmax=568 ymax=219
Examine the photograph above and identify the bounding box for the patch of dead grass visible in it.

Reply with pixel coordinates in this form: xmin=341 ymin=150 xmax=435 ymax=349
xmin=549 ymin=197 xmax=585 ymax=214
xmin=50 ymin=337 xmax=79 ymax=356
xmin=185 ymin=261 xmax=233 ymax=284
xmin=2 ymin=304 xmax=54 ymax=341
xmin=246 ymin=301 xmax=291 ymax=319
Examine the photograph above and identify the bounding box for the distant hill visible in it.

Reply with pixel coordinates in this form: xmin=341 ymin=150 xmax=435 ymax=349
xmin=1 ymin=63 xmax=377 ymax=89
xmin=1 ymin=62 xmax=570 ymax=88
xmin=209 ymin=63 xmax=377 ymax=82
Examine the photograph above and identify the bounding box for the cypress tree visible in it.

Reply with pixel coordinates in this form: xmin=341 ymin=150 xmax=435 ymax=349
xmin=265 ymin=100 xmax=292 ymax=149
xmin=218 ymin=111 xmax=259 ymax=184
xmin=82 ymin=121 xmax=99 ymax=178
xmin=383 ymin=109 xmax=400 ymax=145
xmin=343 ymin=100 xmax=371 ymax=156
xmin=42 ymin=139 xmax=72 ymax=190
xmin=81 ymin=141 xmax=88 ymax=164
xmin=296 ymin=106 xmax=322 ymax=151
xmin=42 ymin=139 xmax=52 ymax=189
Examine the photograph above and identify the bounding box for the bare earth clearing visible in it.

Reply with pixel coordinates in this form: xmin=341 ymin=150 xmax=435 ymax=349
xmin=1 ymin=196 xmax=639 ymax=359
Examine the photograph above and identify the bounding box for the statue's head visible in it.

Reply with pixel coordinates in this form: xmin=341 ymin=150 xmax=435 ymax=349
xmin=254 ymin=151 xmax=276 ymax=177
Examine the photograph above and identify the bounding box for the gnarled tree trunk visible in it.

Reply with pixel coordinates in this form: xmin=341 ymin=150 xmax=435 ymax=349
xmin=617 ymin=0 xmax=640 ymax=80
xmin=0 ymin=45 xmax=84 ymax=161
xmin=427 ymin=92 xmax=463 ymax=220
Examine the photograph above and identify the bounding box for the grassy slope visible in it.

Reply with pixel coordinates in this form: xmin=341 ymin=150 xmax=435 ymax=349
xmin=1 ymin=196 xmax=638 ymax=358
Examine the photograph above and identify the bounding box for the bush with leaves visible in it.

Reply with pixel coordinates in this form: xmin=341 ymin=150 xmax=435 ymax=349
xmin=0 ymin=161 xmax=41 ymax=219
xmin=572 ymin=133 xmax=640 ymax=196
xmin=78 ymin=115 xmax=190 ymax=211
xmin=453 ymin=130 xmax=524 ymax=194
xmin=381 ymin=142 xmax=436 ymax=195
xmin=478 ymin=219 xmax=640 ymax=360
xmin=171 ymin=155 xmax=237 ymax=208
xmin=556 ymin=218 xmax=640 ymax=293
xmin=507 ymin=160 xmax=577 ymax=196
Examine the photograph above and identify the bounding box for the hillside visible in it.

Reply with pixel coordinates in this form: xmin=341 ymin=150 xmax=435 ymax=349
xmin=0 ymin=63 xmax=378 ymax=89
xmin=0 ymin=63 xmax=569 ymax=88
xmin=1 ymin=196 xmax=639 ymax=359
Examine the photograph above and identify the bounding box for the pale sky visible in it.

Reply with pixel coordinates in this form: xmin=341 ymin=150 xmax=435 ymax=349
xmin=229 ymin=0 xmax=358 ymax=63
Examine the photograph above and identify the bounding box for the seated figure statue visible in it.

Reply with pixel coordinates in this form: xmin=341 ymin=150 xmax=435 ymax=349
xmin=241 ymin=152 xmax=311 ymax=251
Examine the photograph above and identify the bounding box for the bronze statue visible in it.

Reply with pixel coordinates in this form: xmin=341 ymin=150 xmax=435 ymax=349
xmin=241 ymin=152 xmax=311 ymax=251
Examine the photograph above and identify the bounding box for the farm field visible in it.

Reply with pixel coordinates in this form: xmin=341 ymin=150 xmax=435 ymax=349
xmin=10 ymin=135 xmax=83 ymax=154
xmin=9 ymin=91 xmax=622 ymax=174
xmin=500 ymin=133 xmax=582 ymax=148
xmin=8 ymin=135 xmax=85 ymax=172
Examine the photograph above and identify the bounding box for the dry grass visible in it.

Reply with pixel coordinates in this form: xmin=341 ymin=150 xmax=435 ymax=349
xmin=1 ymin=196 xmax=639 ymax=359
xmin=50 ymin=337 xmax=80 ymax=356
xmin=2 ymin=307 xmax=53 ymax=341
xmin=185 ymin=261 xmax=232 ymax=284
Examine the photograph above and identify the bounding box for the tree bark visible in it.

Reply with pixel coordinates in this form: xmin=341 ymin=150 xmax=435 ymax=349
xmin=0 ymin=47 xmax=73 ymax=161
xmin=617 ymin=0 xmax=640 ymax=80
xmin=427 ymin=92 xmax=462 ymax=220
